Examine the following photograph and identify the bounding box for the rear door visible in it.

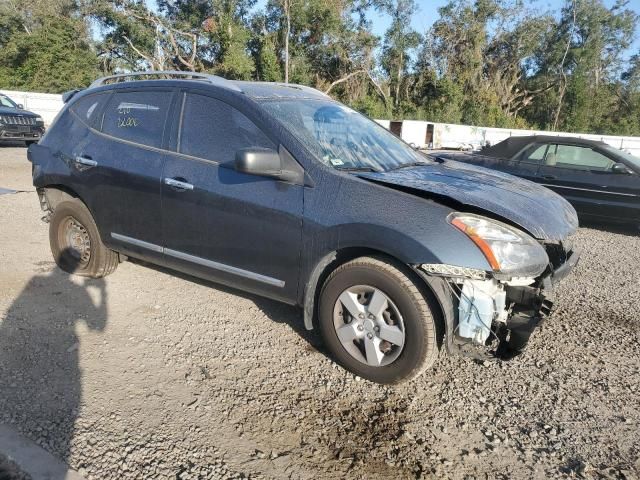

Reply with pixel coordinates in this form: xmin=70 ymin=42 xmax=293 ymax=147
xmin=160 ymin=91 xmax=303 ymax=302
xmin=79 ymin=88 xmax=175 ymax=260
xmin=536 ymin=143 xmax=638 ymax=221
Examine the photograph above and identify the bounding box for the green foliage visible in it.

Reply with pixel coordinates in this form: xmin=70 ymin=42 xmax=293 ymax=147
xmin=0 ymin=16 xmax=98 ymax=93
xmin=255 ymin=37 xmax=282 ymax=81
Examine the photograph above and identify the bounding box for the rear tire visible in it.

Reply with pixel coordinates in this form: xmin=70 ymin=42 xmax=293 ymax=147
xmin=49 ymin=198 xmax=118 ymax=278
xmin=318 ymin=256 xmax=439 ymax=384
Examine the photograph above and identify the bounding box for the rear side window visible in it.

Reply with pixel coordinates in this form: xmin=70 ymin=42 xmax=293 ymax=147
xmin=101 ymin=90 xmax=172 ymax=148
xmin=548 ymin=144 xmax=614 ymax=171
xmin=516 ymin=144 xmax=548 ymax=164
xmin=179 ymin=93 xmax=275 ymax=162
xmin=69 ymin=93 xmax=108 ymax=127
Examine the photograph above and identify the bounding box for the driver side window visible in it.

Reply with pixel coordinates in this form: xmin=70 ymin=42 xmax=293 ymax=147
xmin=546 ymin=144 xmax=614 ymax=171
xmin=178 ymin=93 xmax=275 ymax=163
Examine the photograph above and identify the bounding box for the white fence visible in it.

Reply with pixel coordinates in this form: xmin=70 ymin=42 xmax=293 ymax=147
xmin=0 ymin=89 xmax=63 ymax=127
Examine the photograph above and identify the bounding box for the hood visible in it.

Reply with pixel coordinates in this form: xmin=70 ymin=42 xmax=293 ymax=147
xmin=0 ymin=107 xmax=39 ymax=117
xmin=357 ymin=159 xmax=578 ymax=241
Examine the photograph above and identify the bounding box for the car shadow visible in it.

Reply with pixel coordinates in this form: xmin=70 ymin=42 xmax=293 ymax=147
xmin=128 ymin=258 xmax=328 ymax=355
xmin=0 ymin=250 xmax=108 ymax=462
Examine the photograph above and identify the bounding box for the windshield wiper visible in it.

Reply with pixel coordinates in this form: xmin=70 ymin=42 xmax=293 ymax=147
xmin=334 ymin=166 xmax=382 ymax=173
xmin=388 ymin=161 xmax=432 ymax=171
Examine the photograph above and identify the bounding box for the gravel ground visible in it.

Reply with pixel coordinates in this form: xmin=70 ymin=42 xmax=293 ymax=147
xmin=1 ymin=146 xmax=639 ymax=480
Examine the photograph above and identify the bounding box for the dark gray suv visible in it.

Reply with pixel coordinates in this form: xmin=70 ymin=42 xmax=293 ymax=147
xmin=28 ymin=72 xmax=579 ymax=384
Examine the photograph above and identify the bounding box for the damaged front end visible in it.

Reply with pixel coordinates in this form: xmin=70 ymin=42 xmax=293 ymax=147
xmin=415 ymin=215 xmax=580 ymax=361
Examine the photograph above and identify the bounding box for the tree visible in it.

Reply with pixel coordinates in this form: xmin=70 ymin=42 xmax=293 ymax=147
xmin=526 ymin=0 xmax=637 ymax=132
xmin=376 ymin=0 xmax=421 ymax=113
xmin=0 ymin=0 xmax=98 ymax=93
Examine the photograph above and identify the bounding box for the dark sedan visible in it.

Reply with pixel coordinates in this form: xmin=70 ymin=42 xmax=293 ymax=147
xmin=433 ymin=135 xmax=640 ymax=227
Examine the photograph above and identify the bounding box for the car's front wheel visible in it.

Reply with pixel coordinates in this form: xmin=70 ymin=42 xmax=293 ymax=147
xmin=49 ymin=198 xmax=119 ymax=278
xmin=318 ymin=256 xmax=439 ymax=384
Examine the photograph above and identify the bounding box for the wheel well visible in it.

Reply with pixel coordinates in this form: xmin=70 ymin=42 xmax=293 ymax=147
xmin=304 ymin=247 xmax=447 ymax=348
xmin=39 ymin=185 xmax=82 ymax=212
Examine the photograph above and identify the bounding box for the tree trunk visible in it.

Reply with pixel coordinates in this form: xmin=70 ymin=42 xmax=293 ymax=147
xmin=553 ymin=0 xmax=576 ymax=130
xmin=284 ymin=0 xmax=290 ymax=84
xmin=395 ymin=51 xmax=403 ymax=109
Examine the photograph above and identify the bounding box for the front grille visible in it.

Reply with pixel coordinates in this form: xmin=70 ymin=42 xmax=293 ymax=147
xmin=0 ymin=115 xmax=37 ymax=125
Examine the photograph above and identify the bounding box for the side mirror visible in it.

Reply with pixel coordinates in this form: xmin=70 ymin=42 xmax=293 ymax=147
xmin=17 ymin=103 xmax=24 ymax=109
xmin=234 ymin=147 xmax=305 ymax=184
xmin=611 ymin=162 xmax=632 ymax=174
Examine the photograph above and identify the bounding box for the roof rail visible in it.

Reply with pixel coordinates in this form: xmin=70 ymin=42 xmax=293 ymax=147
xmin=89 ymin=71 xmax=242 ymax=92
xmin=272 ymin=82 xmax=331 ymax=98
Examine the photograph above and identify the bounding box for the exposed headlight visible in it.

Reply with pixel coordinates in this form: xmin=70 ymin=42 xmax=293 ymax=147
xmin=35 ymin=116 xmax=44 ymax=123
xmin=449 ymin=213 xmax=549 ymax=277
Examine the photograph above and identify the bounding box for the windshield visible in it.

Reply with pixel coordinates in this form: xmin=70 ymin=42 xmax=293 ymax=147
xmin=0 ymin=95 xmax=18 ymax=108
xmin=261 ymin=100 xmax=430 ymax=171
xmin=601 ymin=145 xmax=640 ymax=171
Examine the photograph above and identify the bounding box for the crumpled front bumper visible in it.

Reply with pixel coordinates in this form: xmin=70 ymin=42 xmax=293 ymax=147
xmin=414 ymin=246 xmax=581 ymax=361
xmin=549 ymin=246 xmax=581 ymax=285
xmin=495 ymin=247 xmax=581 ymax=359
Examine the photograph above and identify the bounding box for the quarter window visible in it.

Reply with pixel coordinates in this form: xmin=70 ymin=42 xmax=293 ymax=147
xmin=517 ymin=144 xmax=548 ymax=164
xmin=101 ymin=91 xmax=172 ymax=148
xmin=69 ymin=93 xmax=108 ymax=127
xmin=546 ymin=144 xmax=614 ymax=171
xmin=179 ymin=93 xmax=275 ymax=162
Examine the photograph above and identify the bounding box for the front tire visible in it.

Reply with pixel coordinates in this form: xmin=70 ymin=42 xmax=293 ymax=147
xmin=318 ymin=256 xmax=439 ymax=384
xmin=49 ymin=198 xmax=118 ymax=278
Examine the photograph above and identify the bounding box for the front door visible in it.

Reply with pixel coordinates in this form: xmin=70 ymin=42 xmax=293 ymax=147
xmin=161 ymin=91 xmax=303 ymax=302
xmin=536 ymin=143 xmax=640 ymax=222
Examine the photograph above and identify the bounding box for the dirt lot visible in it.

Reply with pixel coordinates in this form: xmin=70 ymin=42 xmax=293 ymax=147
xmin=1 ymin=146 xmax=639 ymax=480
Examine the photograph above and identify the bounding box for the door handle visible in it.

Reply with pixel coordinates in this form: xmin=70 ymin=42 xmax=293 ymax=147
xmin=164 ymin=177 xmax=194 ymax=191
xmin=541 ymin=175 xmax=556 ymax=180
xmin=74 ymin=155 xmax=97 ymax=167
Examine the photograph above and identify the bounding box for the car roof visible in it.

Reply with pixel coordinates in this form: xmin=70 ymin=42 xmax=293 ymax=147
xmin=483 ymin=135 xmax=609 ymax=158
xmin=79 ymin=71 xmax=331 ymax=102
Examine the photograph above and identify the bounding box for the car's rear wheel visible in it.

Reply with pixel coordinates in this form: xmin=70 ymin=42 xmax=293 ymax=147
xmin=49 ymin=198 xmax=118 ymax=278
xmin=318 ymin=256 xmax=439 ymax=384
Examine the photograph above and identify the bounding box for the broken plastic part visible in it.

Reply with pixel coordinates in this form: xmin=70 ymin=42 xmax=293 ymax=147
xmin=457 ymin=279 xmax=507 ymax=344
xmin=419 ymin=263 xmax=487 ymax=280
